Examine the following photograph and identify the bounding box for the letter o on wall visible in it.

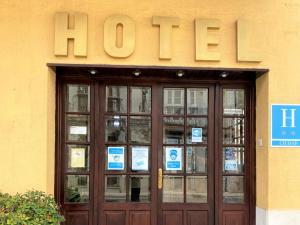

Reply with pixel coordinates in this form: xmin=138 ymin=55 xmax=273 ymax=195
xmin=104 ymin=14 xmax=136 ymax=58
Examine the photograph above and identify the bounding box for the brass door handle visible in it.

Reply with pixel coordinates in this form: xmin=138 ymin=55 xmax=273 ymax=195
xmin=158 ymin=168 xmax=163 ymax=189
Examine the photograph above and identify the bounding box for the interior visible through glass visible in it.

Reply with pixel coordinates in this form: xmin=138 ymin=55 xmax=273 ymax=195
xmin=66 ymin=84 xmax=90 ymax=112
xmin=130 ymin=116 xmax=151 ymax=144
xmin=187 ymin=88 xmax=208 ymax=115
xmin=105 ymin=175 xmax=126 ymax=202
xmin=186 ymin=147 xmax=207 ymax=173
xmin=223 ymin=89 xmax=245 ymax=115
xmin=105 ymin=116 xmax=127 ymax=143
xmin=186 ymin=176 xmax=207 ymax=203
xmin=129 ymin=175 xmax=151 ymax=202
xmin=163 ymin=117 xmax=184 ymax=144
xmin=164 ymin=88 xmax=184 ymax=115
xmin=163 ymin=176 xmax=184 ymax=203
xmin=223 ymin=118 xmax=245 ymax=145
xmin=131 ymin=87 xmax=151 ymax=114
xmin=65 ymin=175 xmax=89 ymax=203
xmin=223 ymin=176 xmax=244 ymax=204
xmin=106 ymin=86 xmax=127 ymax=113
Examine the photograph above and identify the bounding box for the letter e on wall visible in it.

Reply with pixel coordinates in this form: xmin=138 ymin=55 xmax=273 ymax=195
xmin=195 ymin=19 xmax=220 ymax=61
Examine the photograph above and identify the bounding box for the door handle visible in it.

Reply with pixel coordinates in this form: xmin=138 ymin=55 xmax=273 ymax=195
xmin=158 ymin=168 xmax=163 ymax=189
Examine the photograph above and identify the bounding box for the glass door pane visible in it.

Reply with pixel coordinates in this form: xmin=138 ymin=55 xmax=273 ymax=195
xmin=222 ymin=88 xmax=246 ymax=204
xmin=162 ymin=87 xmax=209 ymax=203
xmin=104 ymin=86 xmax=152 ymax=203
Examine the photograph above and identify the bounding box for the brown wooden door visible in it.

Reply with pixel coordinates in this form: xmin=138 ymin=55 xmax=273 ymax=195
xmin=57 ymin=73 xmax=255 ymax=225
xmin=98 ymin=82 xmax=159 ymax=225
xmin=157 ymin=85 xmax=215 ymax=225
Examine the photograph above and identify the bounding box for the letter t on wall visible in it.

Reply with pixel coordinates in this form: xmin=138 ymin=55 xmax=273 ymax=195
xmin=152 ymin=16 xmax=180 ymax=59
xmin=54 ymin=12 xmax=88 ymax=57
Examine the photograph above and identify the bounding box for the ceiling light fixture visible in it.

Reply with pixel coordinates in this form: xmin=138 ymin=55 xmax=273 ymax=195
xmin=89 ymin=69 xmax=98 ymax=75
xmin=177 ymin=70 xmax=185 ymax=77
xmin=133 ymin=69 xmax=141 ymax=77
xmin=220 ymin=72 xmax=228 ymax=78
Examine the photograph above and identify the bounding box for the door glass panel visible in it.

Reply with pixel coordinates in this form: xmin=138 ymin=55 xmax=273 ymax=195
xmin=105 ymin=175 xmax=126 ymax=202
xmin=66 ymin=84 xmax=90 ymax=112
xmin=65 ymin=175 xmax=89 ymax=203
xmin=67 ymin=145 xmax=89 ymax=172
xmin=163 ymin=176 xmax=184 ymax=203
xmin=104 ymin=85 xmax=152 ymax=204
xmin=130 ymin=116 xmax=151 ymax=144
xmin=164 ymin=88 xmax=184 ymax=115
xmin=129 ymin=175 xmax=151 ymax=202
xmin=105 ymin=116 xmax=127 ymax=143
xmin=186 ymin=147 xmax=207 ymax=173
xmin=67 ymin=115 xmax=90 ymax=142
xmin=223 ymin=147 xmax=245 ymax=173
xmin=163 ymin=146 xmax=183 ymax=173
xmin=223 ymin=118 xmax=245 ymax=145
xmin=163 ymin=117 xmax=184 ymax=144
xmin=187 ymin=88 xmax=208 ymax=115
xmin=186 ymin=176 xmax=207 ymax=203
xmin=223 ymin=176 xmax=244 ymax=204
xmin=130 ymin=87 xmax=151 ymax=114
xmin=106 ymin=86 xmax=127 ymax=113
xmin=186 ymin=118 xmax=208 ymax=144
xmin=223 ymin=89 xmax=245 ymax=115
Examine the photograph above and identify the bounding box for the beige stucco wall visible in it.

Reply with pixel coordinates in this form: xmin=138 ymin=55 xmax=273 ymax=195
xmin=0 ymin=0 xmax=299 ymax=211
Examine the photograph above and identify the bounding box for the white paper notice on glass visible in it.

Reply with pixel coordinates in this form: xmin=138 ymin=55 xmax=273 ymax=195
xmin=70 ymin=148 xmax=86 ymax=168
xmin=132 ymin=147 xmax=149 ymax=171
xmin=165 ymin=147 xmax=182 ymax=171
xmin=70 ymin=126 xmax=87 ymax=135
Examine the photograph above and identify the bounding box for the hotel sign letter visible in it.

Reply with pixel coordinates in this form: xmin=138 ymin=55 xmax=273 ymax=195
xmin=104 ymin=15 xmax=136 ymax=58
xmin=195 ymin=19 xmax=220 ymax=61
xmin=54 ymin=12 xmax=263 ymax=62
xmin=152 ymin=16 xmax=180 ymax=59
xmin=54 ymin=12 xmax=88 ymax=56
xmin=237 ymin=19 xmax=262 ymax=62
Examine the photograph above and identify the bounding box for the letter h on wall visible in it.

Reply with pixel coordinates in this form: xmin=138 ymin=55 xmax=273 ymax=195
xmin=54 ymin=12 xmax=88 ymax=57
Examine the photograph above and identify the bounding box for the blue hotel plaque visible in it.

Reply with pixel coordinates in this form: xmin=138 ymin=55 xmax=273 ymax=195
xmin=271 ymin=104 xmax=300 ymax=147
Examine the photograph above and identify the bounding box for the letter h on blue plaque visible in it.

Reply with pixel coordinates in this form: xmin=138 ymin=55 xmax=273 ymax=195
xmin=271 ymin=104 xmax=300 ymax=147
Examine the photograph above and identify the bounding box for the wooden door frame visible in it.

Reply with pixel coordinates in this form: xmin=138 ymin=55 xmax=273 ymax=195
xmin=53 ymin=65 xmax=259 ymax=225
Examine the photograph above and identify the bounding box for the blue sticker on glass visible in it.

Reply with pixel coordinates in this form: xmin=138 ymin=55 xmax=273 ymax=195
xmin=165 ymin=147 xmax=182 ymax=170
xmin=192 ymin=128 xmax=202 ymax=143
xmin=224 ymin=148 xmax=238 ymax=171
xmin=107 ymin=147 xmax=125 ymax=170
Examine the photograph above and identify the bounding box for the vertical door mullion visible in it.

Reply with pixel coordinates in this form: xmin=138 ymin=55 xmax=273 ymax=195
xmin=98 ymin=82 xmax=106 ymax=225
xmin=208 ymin=85 xmax=216 ymax=225
xmin=214 ymin=83 xmax=222 ymax=225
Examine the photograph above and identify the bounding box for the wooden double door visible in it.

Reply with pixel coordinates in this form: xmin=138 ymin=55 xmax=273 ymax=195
xmin=57 ymin=76 xmax=255 ymax=225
